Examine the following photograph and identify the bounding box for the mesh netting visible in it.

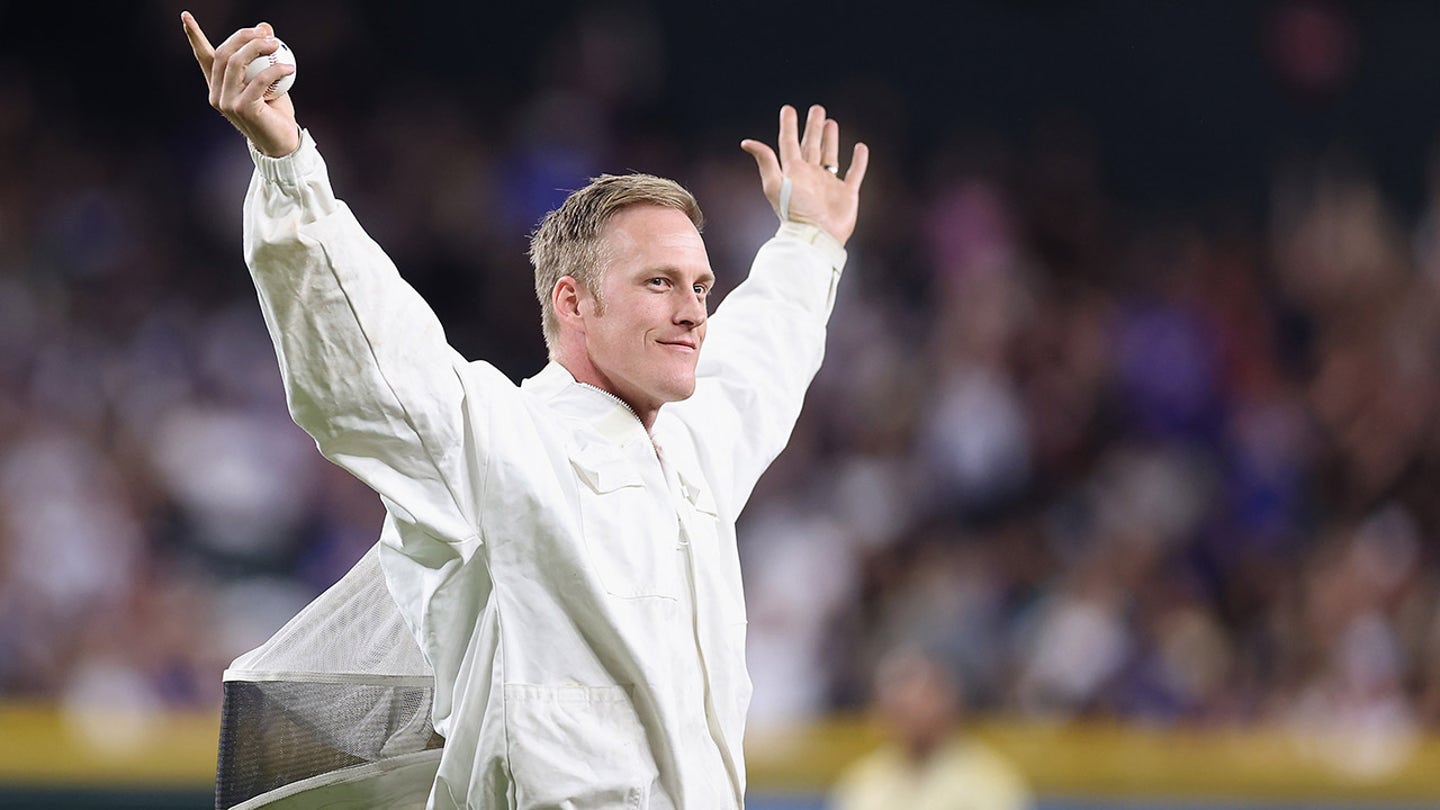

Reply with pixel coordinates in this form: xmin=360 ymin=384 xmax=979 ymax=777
xmin=215 ymin=680 xmax=444 ymax=809
xmin=215 ymin=542 xmax=442 ymax=809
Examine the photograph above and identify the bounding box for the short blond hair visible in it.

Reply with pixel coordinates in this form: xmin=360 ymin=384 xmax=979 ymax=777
xmin=529 ymin=173 xmax=704 ymax=354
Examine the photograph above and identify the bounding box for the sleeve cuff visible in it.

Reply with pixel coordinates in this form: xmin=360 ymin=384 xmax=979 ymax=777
xmin=247 ymin=127 xmax=322 ymax=191
xmin=776 ymin=221 xmax=847 ymax=271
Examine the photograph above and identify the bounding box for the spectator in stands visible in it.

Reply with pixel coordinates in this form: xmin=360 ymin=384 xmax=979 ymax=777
xmin=831 ymin=645 xmax=1033 ymax=810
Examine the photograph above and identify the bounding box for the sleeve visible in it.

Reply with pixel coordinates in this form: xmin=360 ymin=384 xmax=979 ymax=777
xmin=666 ymin=221 xmax=846 ymax=517
xmin=242 ymin=130 xmax=492 ymax=548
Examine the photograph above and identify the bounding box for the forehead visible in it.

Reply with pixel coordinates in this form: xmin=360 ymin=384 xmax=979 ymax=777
xmin=599 ymin=205 xmax=708 ymax=269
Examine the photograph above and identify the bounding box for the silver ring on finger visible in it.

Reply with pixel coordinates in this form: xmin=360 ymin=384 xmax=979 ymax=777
xmin=823 ymin=164 xmax=839 ymax=175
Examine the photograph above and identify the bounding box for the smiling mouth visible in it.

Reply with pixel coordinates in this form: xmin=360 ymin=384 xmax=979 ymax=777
xmin=658 ymin=340 xmax=697 ymax=351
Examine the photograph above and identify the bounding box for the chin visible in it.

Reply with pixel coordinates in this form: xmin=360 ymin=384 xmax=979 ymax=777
xmin=662 ymin=376 xmax=698 ymax=403
xmin=666 ymin=386 xmax=696 ymax=403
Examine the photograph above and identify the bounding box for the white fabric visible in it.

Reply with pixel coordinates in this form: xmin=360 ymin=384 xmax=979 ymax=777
xmin=225 ymin=544 xmax=430 ymax=684
xmin=242 ymin=130 xmax=846 ymax=809
xmin=231 ymin=750 xmax=441 ymax=810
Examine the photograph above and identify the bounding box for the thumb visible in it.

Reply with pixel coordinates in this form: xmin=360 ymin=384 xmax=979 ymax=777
xmin=740 ymin=139 xmax=781 ymax=189
xmin=742 ymin=139 xmax=789 ymax=220
xmin=180 ymin=11 xmax=216 ymax=79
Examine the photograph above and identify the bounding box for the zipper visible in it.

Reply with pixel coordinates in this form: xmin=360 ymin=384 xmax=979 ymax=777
xmin=581 ymin=379 xmax=736 ymax=800
xmin=577 ymin=382 xmax=642 ymax=424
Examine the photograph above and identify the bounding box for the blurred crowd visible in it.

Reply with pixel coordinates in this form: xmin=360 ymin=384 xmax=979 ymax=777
xmin=746 ymin=138 xmax=1440 ymax=759
xmin=3 ymin=1 xmax=1440 ymax=777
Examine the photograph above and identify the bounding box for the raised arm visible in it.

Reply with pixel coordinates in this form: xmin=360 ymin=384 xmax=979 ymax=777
xmin=670 ymin=105 xmax=869 ymax=513
xmin=181 ymin=13 xmax=493 ymax=549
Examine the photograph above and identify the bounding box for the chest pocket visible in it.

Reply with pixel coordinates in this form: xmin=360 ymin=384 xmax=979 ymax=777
xmin=569 ymin=445 xmax=680 ymax=600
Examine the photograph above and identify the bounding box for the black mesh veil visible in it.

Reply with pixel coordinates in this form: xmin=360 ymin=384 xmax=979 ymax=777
xmin=214 ymin=546 xmax=442 ymax=809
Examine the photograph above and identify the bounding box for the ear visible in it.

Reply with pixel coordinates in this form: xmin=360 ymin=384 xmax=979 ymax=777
xmin=552 ymin=275 xmax=588 ymax=334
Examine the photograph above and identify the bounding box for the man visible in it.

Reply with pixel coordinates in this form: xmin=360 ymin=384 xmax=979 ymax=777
xmin=182 ymin=12 xmax=868 ymax=810
xmin=831 ymin=647 xmax=1033 ymax=810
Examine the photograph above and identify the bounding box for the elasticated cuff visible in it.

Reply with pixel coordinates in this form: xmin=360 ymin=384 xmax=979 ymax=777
xmin=247 ymin=128 xmax=321 ymax=191
xmin=776 ymin=221 xmax=847 ymax=271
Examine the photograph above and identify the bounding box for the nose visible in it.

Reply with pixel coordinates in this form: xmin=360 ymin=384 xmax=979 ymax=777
xmin=675 ymin=289 xmax=707 ymax=328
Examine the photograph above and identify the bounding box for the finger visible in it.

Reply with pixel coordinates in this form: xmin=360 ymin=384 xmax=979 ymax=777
xmin=799 ymin=104 xmax=826 ymax=164
xmin=209 ymin=26 xmax=267 ymax=106
xmin=844 ymin=142 xmax=871 ymax=191
xmin=777 ymin=105 xmax=802 ymax=167
xmin=210 ymin=26 xmax=269 ymax=78
xmin=226 ymin=36 xmax=281 ymax=88
xmin=180 ymin=11 xmax=216 ymax=78
xmin=740 ymin=139 xmax=782 ymax=189
xmin=216 ymin=35 xmax=281 ymax=110
xmin=820 ymin=119 xmax=840 ymax=170
xmin=238 ymin=61 xmax=295 ymax=106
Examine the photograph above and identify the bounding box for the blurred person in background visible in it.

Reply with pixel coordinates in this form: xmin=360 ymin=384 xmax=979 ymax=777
xmin=831 ymin=645 xmax=1032 ymax=810
xmin=182 ymin=10 xmax=868 ymax=810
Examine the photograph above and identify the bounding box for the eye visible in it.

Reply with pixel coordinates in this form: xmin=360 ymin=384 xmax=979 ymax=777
xmin=647 ymin=277 xmax=670 ymax=289
xmin=692 ymin=283 xmax=708 ymax=296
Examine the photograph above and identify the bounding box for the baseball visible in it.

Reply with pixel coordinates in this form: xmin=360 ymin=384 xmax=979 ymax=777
xmin=245 ymin=39 xmax=296 ymax=100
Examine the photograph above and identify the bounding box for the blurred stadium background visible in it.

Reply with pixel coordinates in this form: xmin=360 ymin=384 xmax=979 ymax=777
xmin=3 ymin=0 xmax=1440 ymax=807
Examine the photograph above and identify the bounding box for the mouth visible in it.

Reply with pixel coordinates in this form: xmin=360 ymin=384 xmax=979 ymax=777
xmin=657 ymin=339 xmax=698 ymax=352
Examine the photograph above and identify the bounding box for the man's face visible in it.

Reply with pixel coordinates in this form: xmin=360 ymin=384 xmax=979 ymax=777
xmin=580 ymin=205 xmax=714 ymax=417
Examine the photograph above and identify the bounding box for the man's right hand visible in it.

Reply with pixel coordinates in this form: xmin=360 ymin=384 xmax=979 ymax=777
xmin=181 ymin=12 xmax=300 ymax=157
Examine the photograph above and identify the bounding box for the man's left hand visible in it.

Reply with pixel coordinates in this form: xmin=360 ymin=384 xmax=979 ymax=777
xmin=741 ymin=104 xmax=869 ymax=246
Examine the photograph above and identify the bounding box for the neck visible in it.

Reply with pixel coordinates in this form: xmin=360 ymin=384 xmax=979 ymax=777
xmin=557 ymin=357 xmax=659 ymax=430
xmin=576 ymin=380 xmax=655 ymax=430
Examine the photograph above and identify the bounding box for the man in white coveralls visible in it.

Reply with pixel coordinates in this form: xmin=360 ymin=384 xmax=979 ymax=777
xmin=183 ymin=12 xmax=868 ymax=809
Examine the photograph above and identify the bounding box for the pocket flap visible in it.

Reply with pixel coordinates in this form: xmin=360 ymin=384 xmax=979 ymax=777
xmin=678 ymin=471 xmax=719 ymax=517
xmin=569 ymin=444 xmax=644 ymax=494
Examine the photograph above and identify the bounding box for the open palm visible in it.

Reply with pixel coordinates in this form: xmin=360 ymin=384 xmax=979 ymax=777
xmin=741 ymin=104 xmax=869 ymax=246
